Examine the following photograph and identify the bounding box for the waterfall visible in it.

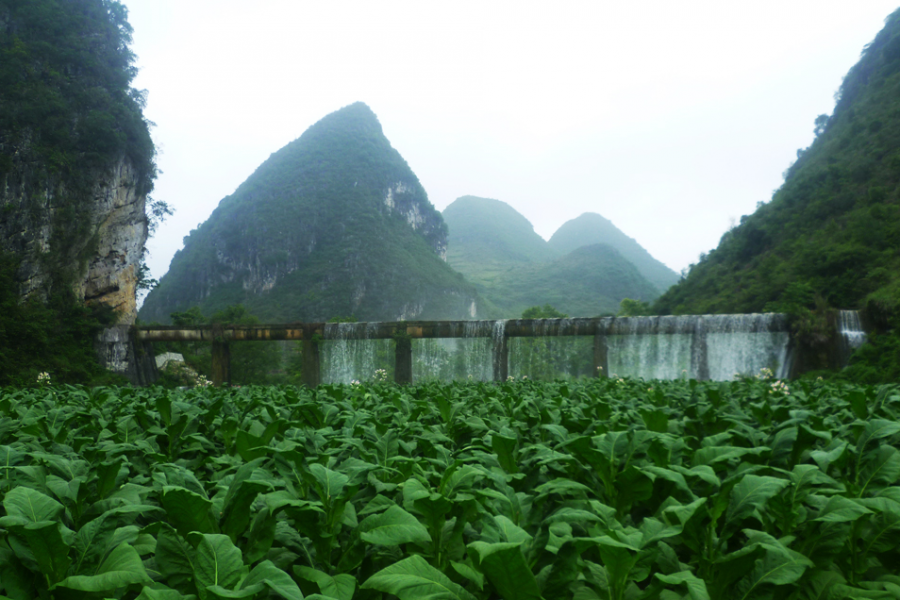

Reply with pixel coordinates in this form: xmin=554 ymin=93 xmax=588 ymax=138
xmin=837 ymin=310 xmax=866 ymax=366
xmin=461 ymin=320 xmax=493 ymax=381
xmin=604 ymin=314 xmax=792 ymax=381
xmin=321 ymin=322 xmax=389 ymax=383
xmin=412 ymin=338 xmax=457 ymax=382
xmin=316 ymin=313 xmax=797 ymax=383
xmin=508 ymin=318 xmax=594 ymax=380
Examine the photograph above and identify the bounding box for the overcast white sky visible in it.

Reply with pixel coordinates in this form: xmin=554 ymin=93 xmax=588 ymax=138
xmin=124 ymin=1 xmax=899 ymax=285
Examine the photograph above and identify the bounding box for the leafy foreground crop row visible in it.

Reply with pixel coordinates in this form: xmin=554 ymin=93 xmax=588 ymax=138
xmin=2 ymin=378 xmax=900 ymax=600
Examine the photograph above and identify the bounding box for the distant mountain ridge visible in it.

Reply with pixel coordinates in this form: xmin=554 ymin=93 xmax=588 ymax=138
xmin=140 ymin=103 xmax=482 ymax=323
xmin=549 ymin=213 xmax=680 ymax=293
xmin=443 ymin=196 xmax=558 ymax=289
xmin=485 ymin=243 xmax=660 ymax=317
xmin=443 ymin=196 xmax=662 ymax=316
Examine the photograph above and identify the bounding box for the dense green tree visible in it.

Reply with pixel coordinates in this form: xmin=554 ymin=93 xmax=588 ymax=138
xmin=0 ymin=252 xmax=121 ymax=386
xmin=521 ymin=304 xmax=568 ymax=319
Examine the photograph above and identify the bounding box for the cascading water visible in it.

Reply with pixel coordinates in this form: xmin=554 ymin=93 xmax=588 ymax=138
xmin=508 ymin=318 xmax=594 ymax=380
xmin=604 ymin=314 xmax=792 ymax=381
xmin=317 ymin=313 xmax=797 ymax=384
xmin=321 ymin=322 xmax=389 ymax=383
xmin=411 ymin=321 xmax=496 ymax=382
xmin=836 ymin=310 xmax=866 ymax=366
xmin=460 ymin=320 xmax=494 ymax=381
xmin=412 ymin=338 xmax=457 ymax=382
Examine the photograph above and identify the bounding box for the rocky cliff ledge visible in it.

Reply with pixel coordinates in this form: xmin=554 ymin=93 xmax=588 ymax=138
xmin=0 ymin=155 xmax=154 ymax=383
xmin=0 ymin=156 xmax=147 ymax=324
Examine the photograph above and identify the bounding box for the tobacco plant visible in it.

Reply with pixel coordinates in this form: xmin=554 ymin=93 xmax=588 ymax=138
xmin=0 ymin=377 xmax=899 ymax=599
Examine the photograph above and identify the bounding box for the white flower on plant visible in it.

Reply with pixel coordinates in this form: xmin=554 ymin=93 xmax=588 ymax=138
xmin=194 ymin=375 xmax=213 ymax=388
xmin=756 ymin=367 xmax=774 ymax=380
xmin=769 ymin=380 xmax=789 ymax=395
xmin=37 ymin=372 xmax=51 ymax=385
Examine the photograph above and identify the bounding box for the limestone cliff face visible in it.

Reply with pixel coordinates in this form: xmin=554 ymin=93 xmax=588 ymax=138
xmin=0 ymin=156 xmax=147 ymax=324
xmin=383 ymin=181 xmax=448 ymax=261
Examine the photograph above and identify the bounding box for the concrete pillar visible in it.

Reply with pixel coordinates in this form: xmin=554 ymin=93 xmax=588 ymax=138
xmin=394 ymin=334 xmax=412 ymax=384
xmin=301 ymin=339 xmax=320 ymax=388
xmin=211 ymin=340 xmax=230 ymax=387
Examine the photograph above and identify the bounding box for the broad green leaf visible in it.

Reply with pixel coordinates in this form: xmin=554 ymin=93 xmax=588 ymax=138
xmin=810 ymin=441 xmax=848 ymax=473
xmin=468 ymin=541 xmax=541 ymax=600
xmin=402 ymin=478 xmax=432 ymax=510
xmin=308 ymin=463 xmax=348 ymax=501
xmin=242 ymin=560 xmax=304 ymax=600
xmin=484 ymin=514 xmax=532 ymax=545
xmin=544 ymin=507 xmax=602 ymax=526
xmin=440 ymin=464 xmax=480 ymax=497
xmin=641 ymin=466 xmax=695 ymax=497
xmin=594 ymin=536 xmax=640 ymax=600
xmin=359 ymin=505 xmax=431 ymax=546
xmin=860 ymin=445 xmax=900 ymax=493
xmin=156 ymin=529 xmax=196 ymax=581
xmin=2 ymin=486 xmax=64 ymax=523
xmin=735 ymin=544 xmax=813 ymax=600
xmin=162 ymin=486 xmax=217 ymax=536
xmin=534 ymin=478 xmax=593 ymax=498
xmin=726 ymin=475 xmax=789 ymax=523
xmin=221 ymin=458 xmax=266 ymax=510
xmin=295 ymin=565 xmax=356 ymax=600
xmin=55 ymin=543 xmax=150 ymax=592
xmin=656 ymin=571 xmax=710 ymax=600
xmin=206 ymin=584 xmax=264 ymax=599
xmin=693 ymin=446 xmax=767 ymax=467
xmin=492 ymin=433 xmax=519 ymax=474
xmin=221 ymin=480 xmax=271 ymax=542
xmin=362 ymin=554 xmax=477 ymax=600
xmin=857 ymin=419 xmax=900 ymax=454
xmin=19 ymin=520 xmax=72 ymax=584
xmin=671 ymin=465 xmax=720 ymax=487
xmin=194 ymin=534 xmax=244 ymax=592
xmin=136 ymin=584 xmax=200 ymax=599
xmin=815 ymin=495 xmax=873 ymax=522
xmin=73 ymin=512 xmax=118 ymax=573
xmin=641 ymin=409 xmax=668 ymax=433
xmin=451 ymin=561 xmax=484 ymax=591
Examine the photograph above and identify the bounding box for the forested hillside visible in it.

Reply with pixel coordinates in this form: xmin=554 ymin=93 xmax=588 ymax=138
xmin=443 ymin=196 xmax=559 ymax=288
xmin=549 ymin=212 xmax=679 ymax=293
xmin=443 ymin=196 xmax=660 ymax=317
xmin=0 ymin=0 xmax=157 ymax=385
xmin=485 ymin=243 xmax=660 ymax=317
xmin=656 ymin=8 xmax=900 ymax=320
xmin=140 ymin=103 xmax=483 ymax=323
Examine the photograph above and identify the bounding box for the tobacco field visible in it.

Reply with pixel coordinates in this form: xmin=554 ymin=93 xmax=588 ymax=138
xmin=1 ymin=377 xmax=900 ymax=599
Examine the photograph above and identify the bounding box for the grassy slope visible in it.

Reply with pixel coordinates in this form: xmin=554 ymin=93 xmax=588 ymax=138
xmin=548 ymin=212 xmax=679 ymax=293
xmin=655 ymin=8 xmax=900 ymax=316
xmin=140 ymin=103 xmax=482 ymax=323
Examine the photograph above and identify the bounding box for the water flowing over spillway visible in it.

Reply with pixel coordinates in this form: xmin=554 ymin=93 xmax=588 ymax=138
xmin=602 ymin=314 xmax=792 ymax=380
xmin=321 ymin=322 xmax=391 ymax=383
xmin=836 ymin=310 xmax=866 ymax=366
xmin=314 ymin=313 xmax=795 ymax=383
